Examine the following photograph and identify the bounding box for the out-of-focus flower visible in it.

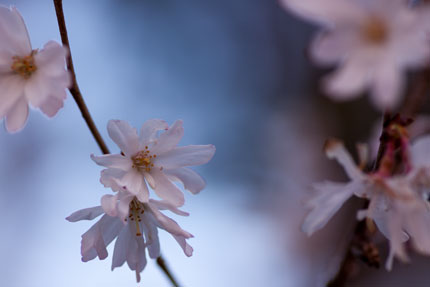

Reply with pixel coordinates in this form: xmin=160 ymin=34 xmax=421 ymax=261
xmin=0 ymin=6 xmax=70 ymax=132
xmin=303 ymin=136 xmax=430 ymax=270
xmin=92 ymin=119 xmax=216 ymax=206
xmin=67 ymin=190 xmax=193 ymax=282
xmin=280 ymin=0 xmax=430 ymax=110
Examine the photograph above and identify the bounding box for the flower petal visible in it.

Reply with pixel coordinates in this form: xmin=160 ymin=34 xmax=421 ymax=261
xmin=370 ymin=62 xmax=404 ymax=110
xmin=119 ymin=170 xmax=149 ymax=203
xmin=150 ymin=168 xmax=184 ymax=207
xmin=147 ymin=201 xmax=192 ymax=238
xmin=150 ymin=120 xmax=184 ymax=155
xmin=126 ymin=225 xmax=147 ymax=277
xmin=66 ymin=206 xmax=104 ymax=222
xmin=140 ymin=212 xmax=160 ymax=259
xmin=34 ymin=41 xmax=69 ymax=78
xmin=5 ymin=96 xmax=28 ymax=133
xmin=107 ymin=120 xmax=140 ymax=157
xmin=117 ymin=191 xmax=135 ymax=222
xmin=164 ymin=167 xmax=206 ymax=195
xmin=0 ymin=75 xmax=24 ymax=118
xmin=139 ymin=119 xmax=168 ymax=147
xmin=91 ymin=154 xmax=131 ymax=170
xmin=101 ymin=194 xmax=118 ymax=217
xmin=410 ymin=135 xmax=430 ymax=168
xmin=149 ymin=199 xmax=189 ymax=216
xmin=111 ymin=225 xmax=130 ymax=270
xmin=324 ymin=139 xmax=364 ymax=180
xmin=100 ymin=168 xmax=127 ymax=192
xmin=173 ymin=234 xmax=193 ymax=257
xmin=155 ymin=145 xmax=216 ymax=169
xmin=0 ymin=6 xmax=31 ymax=55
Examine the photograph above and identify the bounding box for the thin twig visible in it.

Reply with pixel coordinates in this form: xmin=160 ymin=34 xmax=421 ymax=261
xmin=53 ymin=1 xmax=180 ymax=285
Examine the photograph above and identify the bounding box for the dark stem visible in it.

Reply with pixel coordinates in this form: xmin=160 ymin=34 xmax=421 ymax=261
xmin=53 ymin=1 xmax=180 ymax=285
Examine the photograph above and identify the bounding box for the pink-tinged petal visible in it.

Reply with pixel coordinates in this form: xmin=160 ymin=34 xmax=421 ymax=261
xmin=39 ymin=94 xmax=66 ymax=117
xmin=5 ymin=97 xmax=28 ymax=133
xmin=144 ymin=172 xmax=156 ymax=189
xmin=66 ymin=206 xmax=104 ymax=222
xmin=149 ymin=199 xmax=189 ymax=216
xmin=0 ymin=50 xmax=13 ymax=71
xmin=324 ymin=139 xmax=364 ymax=180
xmin=323 ymin=56 xmax=370 ymax=101
xmin=90 ymin=154 xmax=131 ymax=170
xmin=147 ymin=202 xmax=192 ymax=238
xmin=279 ymin=0 xmax=364 ymax=26
xmin=139 ymin=119 xmax=168 ymax=146
xmin=410 ymin=135 xmax=430 ymax=168
xmin=107 ymin=120 xmax=139 ymax=157
xmin=164 ymin=167 xmax=206 ymax=195
xmin=0 ymin=75 xmax=25 ymax=118
xmin=34 ymin=41 xmax=69 ymax=78
xmin=101 ymin=194 xmax=118 ymax=217
xmin=140 ymin=213 xmax=160 ymax=259
xmin=117 ymin=191 xmax=134 ymax=221
xmin=302 ymin=180 xmax=360 ymax=236
xmin=0 ymin=6 xmax=31 ymax=55
xmin=119 ymin=170 xmax=149 ymax=203
xmin=370 ymin=62 xmax=404 ymax=110
xmin=150 ymin=120 xmax=184 ymax=155
xmin=111 ymin=226 xmax=130 ymax=270
xmin=126 ymin=225 xmax=147 ymax=277
xmin=80 ymin=214 xmax=123 ymax=262
xmin=385 ymin=210 xmax=409 ymax=271
xmin=173 ymin=234 xmax=193 ymax=257
xmin=155 ymin=145 xmax=216 ymax=169
xmin=150 ymin=168 xmax=184 ymax=207
xmin=100 ymin=168 xmax=127 ymax=192
xmin=310 ymin=29 xmax=358 ymax=66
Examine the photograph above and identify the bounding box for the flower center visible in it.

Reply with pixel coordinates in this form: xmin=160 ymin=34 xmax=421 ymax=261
xmin=131 ymin=146 xmax=157 ymax=172
xmin=11 ymin=50 xmax=37 ymax=79
xmin=126 ymin=198 xmax=144 ymax=236
xmin=361 ymin=17 xmax=388 ymax=45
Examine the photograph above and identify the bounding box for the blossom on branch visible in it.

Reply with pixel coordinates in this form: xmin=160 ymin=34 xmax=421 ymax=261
xmin=303 ymin=134 xmax=430 ymax=270
xmin=280 ymin=0 xmax=430 ymax=110
xmin=91 ymin=119 xmax=215 ymax=206
xmin=67 ymin=190 xmax=193 ymax=282
xmin=0 ymin=6 xmax=70 ymax=132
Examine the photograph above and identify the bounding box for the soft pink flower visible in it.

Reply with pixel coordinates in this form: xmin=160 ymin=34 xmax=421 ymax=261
xmin=67 ymin=190 xmax=193 ymax=282
xmin=303 ymin=136 xmax=430 ymax=270
xmin=280 ymin=0 xmax=430 ymax=110
xmin=0 ymin=6 xmax=70 ymax=132
xmin=92 ymin=119 xmax=216 ymax=206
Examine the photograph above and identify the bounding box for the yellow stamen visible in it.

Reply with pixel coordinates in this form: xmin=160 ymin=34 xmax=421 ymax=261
xmin=11 ymin=50 xmax=38 ymax=79
xmin=362 ymin=17 xmax=388 ymax=44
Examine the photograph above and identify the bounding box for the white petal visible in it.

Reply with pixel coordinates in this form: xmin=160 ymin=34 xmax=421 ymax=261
xmin=34 ymin=41 xmax=69 ymax=78
xmin=5 ymin=96 xmax=28 ymax=133
xmin=139 ymin=119 xmax=168 ymax=146
xmin=0 ymin=6 xmax=31 ymax=55
xmin=0 ymin=75 xmax=24 ymax=118
xmin=107 ymin=120 xmax=140 ymax=157
xmin=173 ymin=234 xmax=193 ymax=257
xmin=149 ymin=199 xmax=189 ymax=216
xmin=155 ymin=145 xmax=216 ymax=169
xmin=66 ymin=206 xmax=104 ymax=222
xmin=119 ymin=170 xmax=149 ymax=203
xmin=302 ymin=180 xmax=359 ymax=236
xmin=90 ymin=154 xmax=131 ymax=170
xmin=147 ymin=202 xmax=192 ymax=238
xmin=150 ymin=168 xmax=185 ymax=207
xmin=111 ymin=226 xmax=130 ymax=270
xmin=370 ymin=62 xmax=404 ymax=110
xmin=126 ymin=226 xmax=147 ymax=275
xmin=323 ymin=56 xmax=370 ymax=101
xmin=100 ymin=168 xmax=127 ymax=192
xmin=117 ymin=191 xmax=135 ymax=221
xmin=150 ymin=120 xmax=184 ymax=155
xmin=101 ymin=194 xmax=118 ymax=217
xmin=140 ymin=212 xmax=160 ymax=259
xmin=164 ymin=167 xmax=206 ymax=194
xmin=324 ymin=139 xmax=364 ymax=180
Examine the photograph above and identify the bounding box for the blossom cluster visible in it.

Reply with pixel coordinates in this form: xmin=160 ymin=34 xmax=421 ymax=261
xmin=68 ymin=119 xmax=215 ymax=281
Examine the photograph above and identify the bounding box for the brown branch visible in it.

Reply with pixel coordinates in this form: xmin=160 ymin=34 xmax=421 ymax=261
xmin=53 ymin=1 xmax=181 ymax=285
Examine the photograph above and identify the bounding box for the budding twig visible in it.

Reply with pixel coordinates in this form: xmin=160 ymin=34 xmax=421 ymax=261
xmin=53 ymin=1 xmax=180 ymax=285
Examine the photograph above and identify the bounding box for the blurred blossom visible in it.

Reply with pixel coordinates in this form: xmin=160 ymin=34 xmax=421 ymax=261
xmin=91 ymin=119 xmax=216 ymax=206
xmin=304 ymin=134 xmax=430 ymax=270
xmin=67 ymin=190 xmax=193 ymax=282
xmin=0 ymin=5 xmax=70 ymax=132
xmin=280 ymin=0 xmax=430 ymax=110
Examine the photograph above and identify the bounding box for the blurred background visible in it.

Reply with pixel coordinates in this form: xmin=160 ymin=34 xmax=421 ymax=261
xmin=1 ymin=0 xmax=430 ymax=286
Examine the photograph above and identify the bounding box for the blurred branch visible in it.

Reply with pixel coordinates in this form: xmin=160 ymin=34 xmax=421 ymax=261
xmin=53 ymin=1 xmax=181 ymax=285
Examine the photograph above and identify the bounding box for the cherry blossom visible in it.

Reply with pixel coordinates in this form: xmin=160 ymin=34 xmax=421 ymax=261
xmin=303 ymin=136 xmax=430 ymax=270
xmin=91 ymin=119 xmax=216 ymax=206
xmin=280 ymin=0 xmax=430 ymax=109
xmin=0 ymin=6 xmax=70 ymax=132
xmin=67 ymin=190 xmax=193 ymax=282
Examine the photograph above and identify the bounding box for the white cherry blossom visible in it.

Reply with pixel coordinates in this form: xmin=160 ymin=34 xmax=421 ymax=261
xmin=303 ymin=136 xmax=430 ymax=270
xmin=280 ymin=0 xmax=430 ymax=110
xmin=0 ymin=6 xmax=70 ymax=132
xmin=92 ymin=119 xmax=215 ymax=206
xmin=67 ymin=190 xmax=193 ymax=282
